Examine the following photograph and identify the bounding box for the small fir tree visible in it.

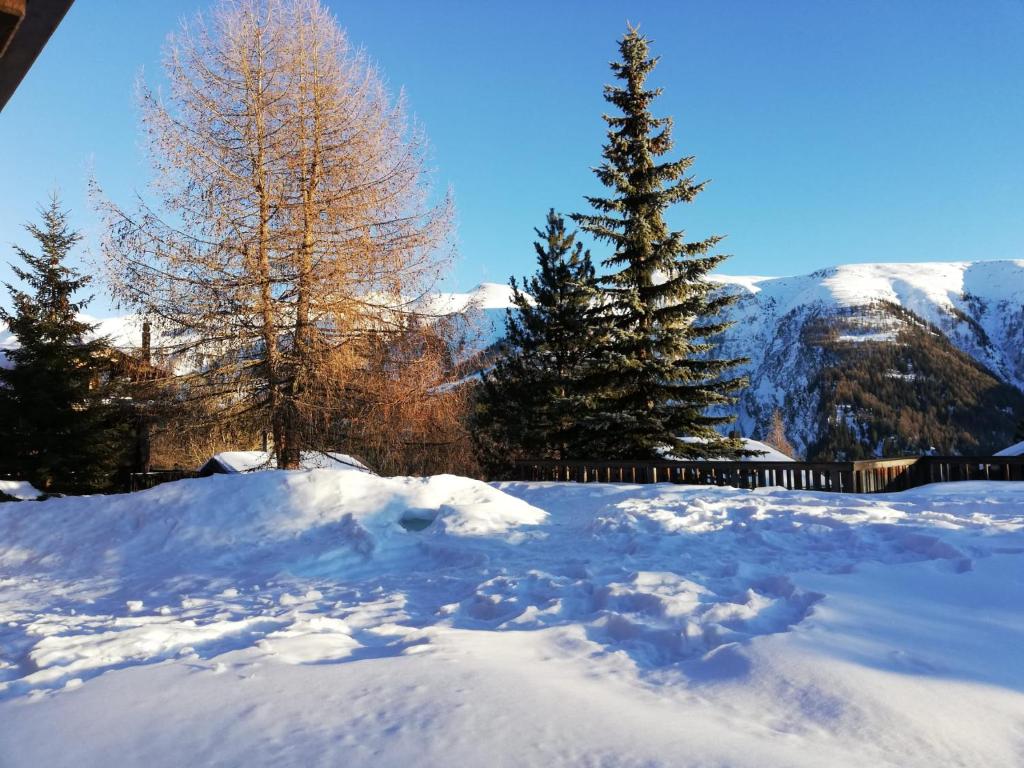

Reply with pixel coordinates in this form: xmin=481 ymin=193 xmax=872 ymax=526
xmin=572 ymin=25 xmax=749 ymax=459
xmin=0 ymin=197 xmax=127 ymax=493
xmin=475 ymin=211 xmax=602 ymax=472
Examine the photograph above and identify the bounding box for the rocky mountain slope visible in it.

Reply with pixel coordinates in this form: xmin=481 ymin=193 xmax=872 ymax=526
xmin=474 ymin=260 xmax=1024 ymax=458
xmin=711 ymin=261 xmax=1024 ymax=457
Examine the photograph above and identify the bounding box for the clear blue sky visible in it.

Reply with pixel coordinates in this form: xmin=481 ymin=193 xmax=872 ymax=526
xmin=1 ymin=0 xmax=1022 ymax=315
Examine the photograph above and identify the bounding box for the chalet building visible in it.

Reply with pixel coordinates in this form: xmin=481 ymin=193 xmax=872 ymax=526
xmin=198 ymin=451 xmax=373 ymax=476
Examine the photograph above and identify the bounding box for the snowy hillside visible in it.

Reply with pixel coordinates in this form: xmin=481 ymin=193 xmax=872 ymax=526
xmin=1 ymin=471 xmax=1023 ymax=766
xmin=0 ymin=284 xmax=517 ymax=365
xmin=713 ymin=260 xmax=1024 ymax=390
xmin=430 ymin=281 xmax=516 ymax=348
xmin=0 ymin=313 xmax=153 ymax=368
xmin=710 ymin=260 xmax=1024 ymax=455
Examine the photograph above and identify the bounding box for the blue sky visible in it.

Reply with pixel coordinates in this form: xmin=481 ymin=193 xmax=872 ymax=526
xmin=1 ymin=0 xmax=1022 ymax=315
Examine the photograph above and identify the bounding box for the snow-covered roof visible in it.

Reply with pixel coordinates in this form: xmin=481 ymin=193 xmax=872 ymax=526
xmin=668 ymin=437 xmax=795 ymax=462
xmin=200 ymin=451 xmax=372 ymax=474
xmin=994 ymin=440 xmax=1024 ymax=457
xmin=0 ymin=479 xmax=42 ymax=500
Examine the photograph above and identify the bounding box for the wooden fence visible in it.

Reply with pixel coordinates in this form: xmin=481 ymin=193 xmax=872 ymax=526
xmin=512 ymin=455 xmax=1024 ymax=494
xmin=128 ymin=469 xmax=199 ymax=492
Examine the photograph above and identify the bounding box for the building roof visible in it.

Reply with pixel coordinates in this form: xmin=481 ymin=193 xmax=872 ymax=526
xmin=0 ymin=0 xmax=74 ymax=112
xmin=198 ymin=451 xmax=372 ymax=476
xmin=994 ymin=440 xmax=1024 ymax=457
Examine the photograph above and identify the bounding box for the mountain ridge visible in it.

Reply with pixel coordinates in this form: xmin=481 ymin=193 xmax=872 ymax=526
xmin=2 ymin=260 xmax=1020 ymax=457
xmin=469 ymin=259 xmax=1024 ymax=457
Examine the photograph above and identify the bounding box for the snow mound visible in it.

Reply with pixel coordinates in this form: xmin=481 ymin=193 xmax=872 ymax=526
xmin=0 ymin=471 xmax=546 ymax=584
xmin=0 ymin=480 xmax=41 ymax=500
xmin=1 ymin=476 xmax=1023 ymax=766
xmin=671 ymin=436 xmax=795 ymax=461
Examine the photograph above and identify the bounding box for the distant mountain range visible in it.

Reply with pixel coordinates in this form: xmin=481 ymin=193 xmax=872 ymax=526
xmin=467 ymin=260 xmax=1024 ymax=458
xmin=4 ymin=260 xmax=1021 ymax=459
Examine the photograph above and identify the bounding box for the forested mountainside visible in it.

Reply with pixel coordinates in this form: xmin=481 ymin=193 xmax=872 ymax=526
xmin=711 ymin=261 xmax=1024 ymax=458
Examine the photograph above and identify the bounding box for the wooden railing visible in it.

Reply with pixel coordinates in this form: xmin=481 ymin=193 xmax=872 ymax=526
xmin=128 ymin=469 xmax=199 ymax=492
xmin=512 ymin=455 xmax=1024 ymax=494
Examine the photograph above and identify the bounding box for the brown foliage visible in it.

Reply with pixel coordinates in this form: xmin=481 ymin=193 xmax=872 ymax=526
xmin=96 ymin=0 xmax=458 ymax=471
xmin=762 ymin=408 xmax=796 ymax=459
xmin=344 ymin=320 xmax=479 ymax=477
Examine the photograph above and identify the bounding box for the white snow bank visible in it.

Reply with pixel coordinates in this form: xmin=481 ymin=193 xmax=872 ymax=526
xmin=0 ymin=471 xmax=546 ymax=585
xmin=995 ymin=439 xmax=1024 ymax=457
xmin=202 ymin=450 xmax=372 ymax=474
xmin=671 ymin=436 xmax=795 ymax=461
xmin=1 ymin=475 xmax=1022 ymax=766
xmin=835 ymin=330 xmax=898 ymax=343
xmin=0 ymin=480 xmax=41 ymax=500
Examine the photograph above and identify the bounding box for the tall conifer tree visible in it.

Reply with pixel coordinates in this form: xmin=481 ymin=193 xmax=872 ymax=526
xmin=475 ymin=210 xmax=601 ymax=470
xmin=572 ymin=25 xmax=749 ymax=459
xmin=0 ymin=197 xmax=127 ymax=493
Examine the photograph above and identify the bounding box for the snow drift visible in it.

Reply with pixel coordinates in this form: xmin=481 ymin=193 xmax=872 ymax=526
xmin=1 ymin=470 xmax=1023 ymax=766
xmin=0 ymin=480 xmax=41 ymax=500
xmin=0 ymin=471 xmax=545 ymax=585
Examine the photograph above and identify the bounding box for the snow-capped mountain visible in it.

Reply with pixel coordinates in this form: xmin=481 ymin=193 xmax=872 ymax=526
xmin=713 ymin=260 xmax=1024 ymax=391
xmin=0 ymin=313 xmax=153 ymax=368
xmin=430 ymin=282 xmax=517 ymax=348
xmin=709 ymin=261 xmax=1024 ymax=456
xmin=0 ymin=286 xmax=517 ymax=367
xmin=3 ymin=261 xmax=1020 ymax=457
xmin=470 ymin=259 xmax=1024 ymax=458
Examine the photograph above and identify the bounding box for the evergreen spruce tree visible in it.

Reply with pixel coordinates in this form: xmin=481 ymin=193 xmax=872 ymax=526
xmin=474 ymin=210 xmax=601 ymax=472
xmin=0 ymin=197 xmax=127 ymax=493
xmin=1015 ymin=416 xmax=1024 ymax=443
xmin=572 ymin=25 xmax=749 ymax=459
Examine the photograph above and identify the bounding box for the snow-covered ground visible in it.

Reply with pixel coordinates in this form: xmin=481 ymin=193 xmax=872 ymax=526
xmin=1 ymin=471 xmax=1023 ymax=767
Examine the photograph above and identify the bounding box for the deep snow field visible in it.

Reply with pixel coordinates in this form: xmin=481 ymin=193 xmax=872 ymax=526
xmin=0 ymin=471 xmax=1022 ymax=767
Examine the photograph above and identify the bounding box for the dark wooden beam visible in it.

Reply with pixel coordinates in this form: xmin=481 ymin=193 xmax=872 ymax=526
xmin=0 ymin=0 xmax=74 ymax=112
xmin=0 ymin=1 xmax=27 ymax=59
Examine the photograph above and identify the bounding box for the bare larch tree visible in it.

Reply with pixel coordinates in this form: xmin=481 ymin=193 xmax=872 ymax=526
xmin=96 ymin=0 xmax=453 ymax=469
